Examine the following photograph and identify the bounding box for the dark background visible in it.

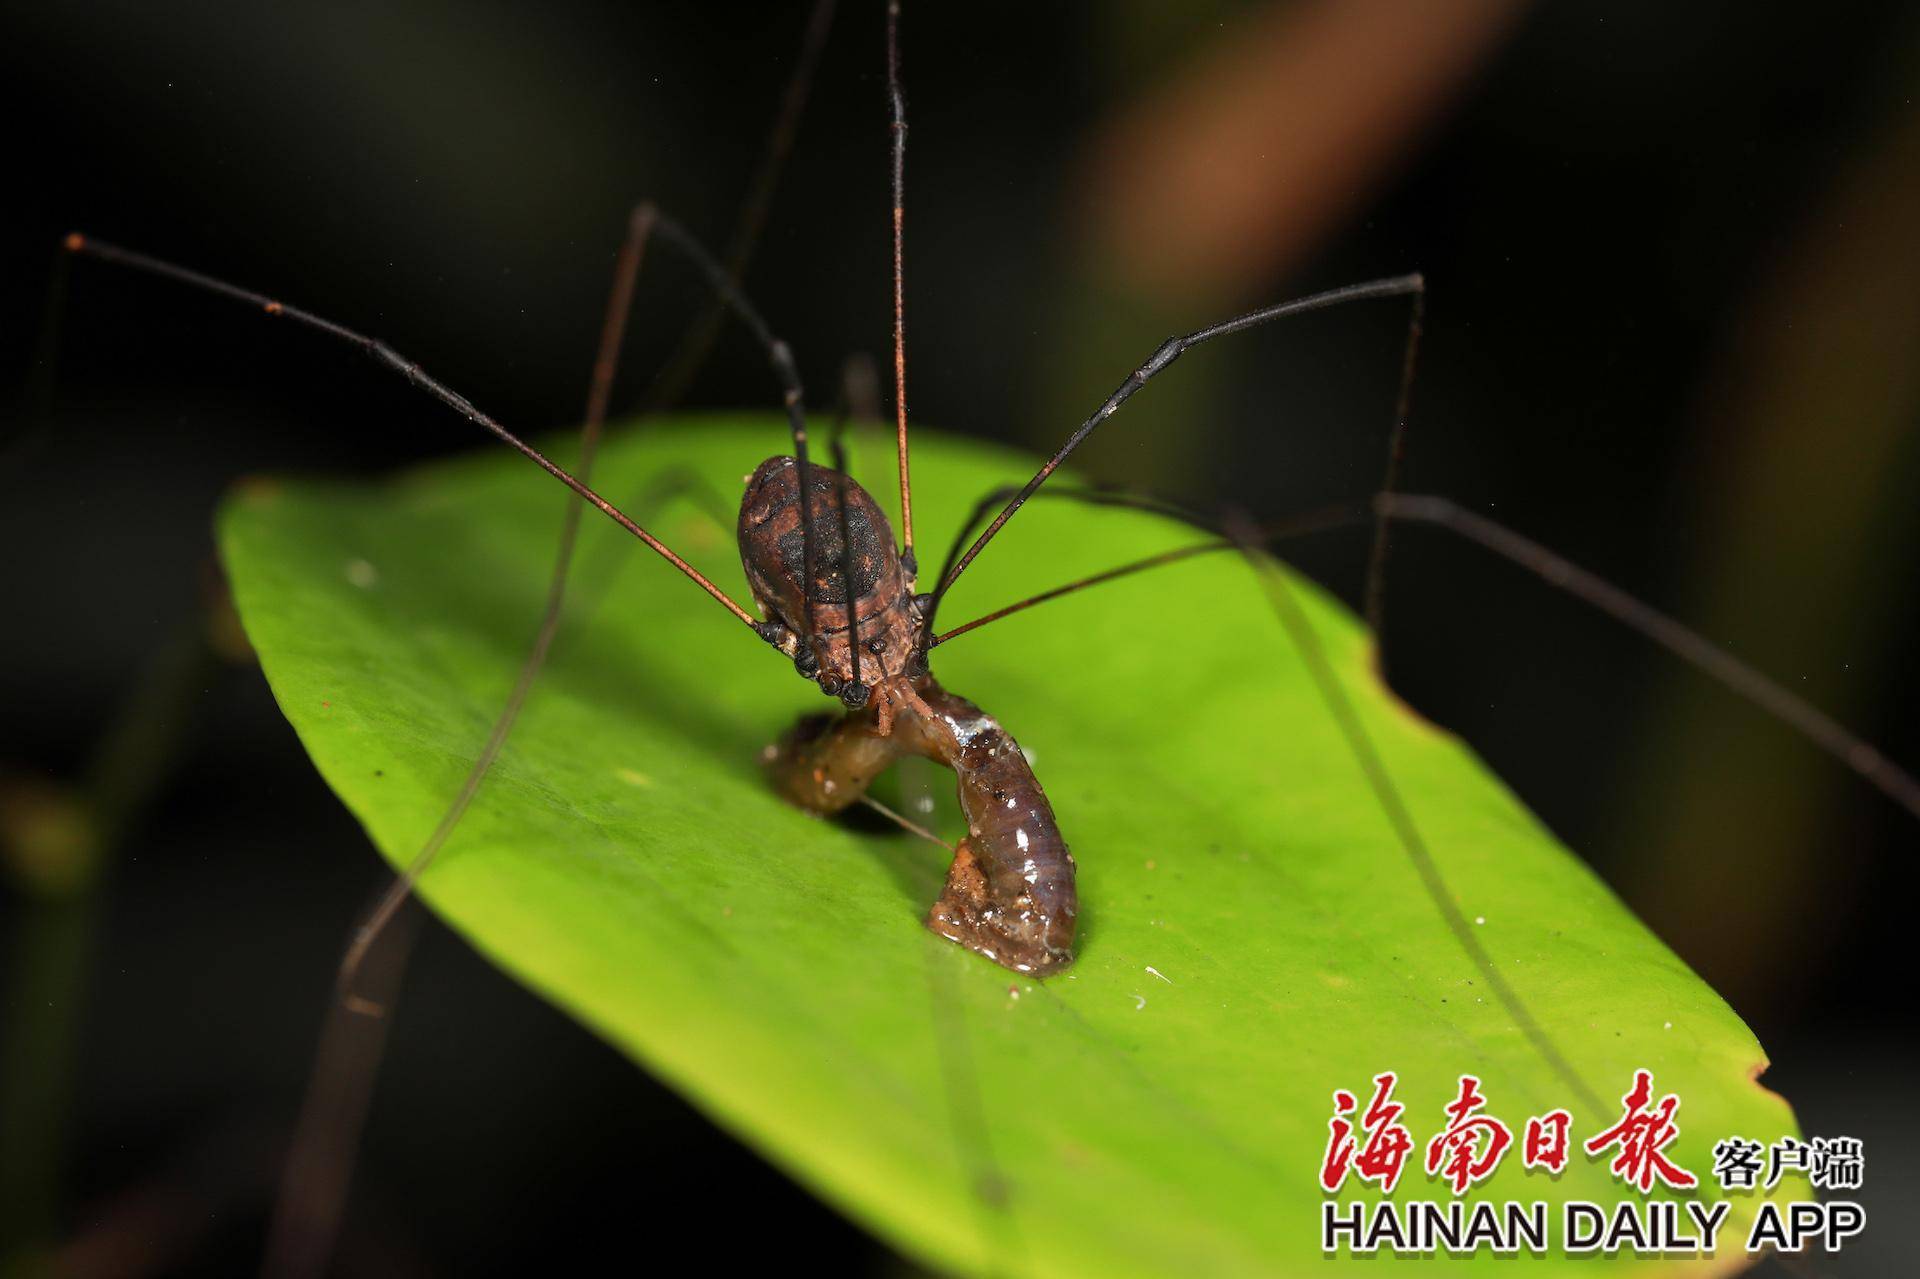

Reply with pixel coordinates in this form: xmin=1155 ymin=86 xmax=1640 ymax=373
xmin=3 ymin=1 xmax=1917 ymax=1274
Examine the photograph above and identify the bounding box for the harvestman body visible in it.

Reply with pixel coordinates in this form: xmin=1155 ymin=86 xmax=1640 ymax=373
xmin=741 ymin=455 xmax=1076 ymax=972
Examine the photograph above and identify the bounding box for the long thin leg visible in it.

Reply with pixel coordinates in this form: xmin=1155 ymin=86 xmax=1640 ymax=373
xmin=1363 ymin=289 xmax=1427 ymax=659
xmin=886 ymin=0 xmax=916 ymax=576
xmin=639 ymin=0 xmax=837 ymax=415
xmin=262 ymin=204 xmax=663 ymax=1279
xmin=569 ymin=466 xmax=758 ymax=637
xmin=60 ymin=233 xmax=761 ymax=631
xmin=260 ymin=904 xmax=416 ymax=1279
xmin=929 ymin=500 xmax=1358 ymax=647
xmin=932 ymin=481 xmax=1221 ymax=596
xmin=1376 ymin=493 xmax=1920 ymax=821
xmin=921 ymin=272 xmax=1425 ymax=636
xmin=632 ymin=211 xmax=822 ymax=654
xmin=928 ymin=490 xmax=1920 ymax=824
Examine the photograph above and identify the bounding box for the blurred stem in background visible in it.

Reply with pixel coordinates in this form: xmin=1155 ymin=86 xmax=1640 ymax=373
xmin=0 ymin=591 xmax=243 ymax=1270
xmin=1613 ymin=75 xmax=1920 ymax=1020
xmin=1027 ymin=0 xmax=1526 ymax=494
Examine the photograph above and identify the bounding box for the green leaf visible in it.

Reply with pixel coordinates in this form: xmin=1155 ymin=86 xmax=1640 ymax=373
xmin=219 ymin=416 xmax=1806 ymax=1276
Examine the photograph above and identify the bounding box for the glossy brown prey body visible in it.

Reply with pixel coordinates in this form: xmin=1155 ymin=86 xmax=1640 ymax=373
xmin=740 ymin=456 xmax=1077 ymax=974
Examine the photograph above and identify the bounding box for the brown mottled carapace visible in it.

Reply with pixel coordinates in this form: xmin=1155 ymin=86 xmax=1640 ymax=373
xmin=741 ymin=457 xmax=1077 ymax=973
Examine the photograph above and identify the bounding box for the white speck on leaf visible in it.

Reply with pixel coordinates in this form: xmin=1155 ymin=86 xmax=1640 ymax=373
xmin=1146 ymin=966 xmax=1172 ymax=984
xmin=345 ymin=559 xmax=378 ymax=588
